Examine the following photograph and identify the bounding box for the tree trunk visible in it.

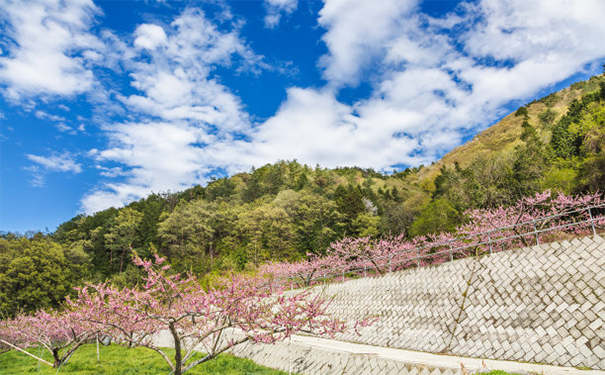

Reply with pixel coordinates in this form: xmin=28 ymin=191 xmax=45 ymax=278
xmin=120 ymin=245 xmax=132 ymax=274
xmin=109 ymin=248 xmax=113 ymax=272
xmin=209 ymin=243 xmax=214 ymax=266
xmin=52 ymin=348 xmax=61 ymax=368
xmin=169 ymin=322 xmax=182 ymax=375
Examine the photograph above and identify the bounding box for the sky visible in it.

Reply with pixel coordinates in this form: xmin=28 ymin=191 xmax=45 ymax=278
xmin=1 ymin=0 xmax=605 ymax=233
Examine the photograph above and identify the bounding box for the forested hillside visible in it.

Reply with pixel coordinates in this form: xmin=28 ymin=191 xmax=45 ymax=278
xmin=1 ymin=73 xmax=604 ymax=317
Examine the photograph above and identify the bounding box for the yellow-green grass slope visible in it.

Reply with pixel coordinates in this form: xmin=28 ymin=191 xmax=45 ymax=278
xmin=0 ymin=344 xmax=293 ymax=375
xmin=417 ymin=74 xmax=605 ymax=184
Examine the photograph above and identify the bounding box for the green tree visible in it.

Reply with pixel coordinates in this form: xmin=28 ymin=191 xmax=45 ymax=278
xmin=576 ymin=102 xmax=605 ymax=191
xmin=312 ymin=165 xmax=334 ymax=191
xmin=206 ymin=177 xmax=236 ymax=201
xmin=273 ymin=190 xmax=343 ymax=255
xmin=238 ymin=204 xmax=295 ymax=264
xmin=333 ymin=184 xmax=365 ymax=234
xmin=294 ymin=173 xmax=309 ymax=191
xmin=512 ymin=122 xmax=548 ymax=198
xmin=128 ymin=193 xmax=170 ymax=254
xmin=104 ymin=207 xmax=144 ymax=274
xmin=408 ymin=198 xmax=460 ymax=237
xmin=538 ymin=108 xmax=557 ymax=126
xmin=352 ymin=213 xmax=381 ymax=238
xmin=0 ymin=238 xmax=81 ymax=316
xmin=380 ymin=191 xmax=428 ymax=236
xmin=242 ymin=173 xmax=264 ymax=202
xmin=264 ymin=161 xmax=286 ymax=195
xmin=53 ymin=207 xmax=119 ymax=278
xmin=158 ymin=200 xmax=217 ymax=273
xmin=551 ymin=93 xmax=601 ymax=158
xmin=515 ymin=106 xmax=528 ymax=117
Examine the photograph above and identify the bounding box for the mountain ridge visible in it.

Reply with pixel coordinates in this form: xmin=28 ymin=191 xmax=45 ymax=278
xmin=1 ymin=73 xmax=604 ymax=316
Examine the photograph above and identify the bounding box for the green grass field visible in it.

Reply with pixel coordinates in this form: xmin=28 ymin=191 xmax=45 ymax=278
xmin=0 ymin=344 xmax=531 ymax=375
xmin=0 ymin=344 xmax=292 ymax=375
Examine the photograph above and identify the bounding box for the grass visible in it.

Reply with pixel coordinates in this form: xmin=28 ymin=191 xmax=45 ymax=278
xmin=0 ymin=346 xmax=546 ymax=375
xmin=0 ymin=344 xmax=293 ymax=375
xmin=415 ymin=74 xmax=602 ymax=185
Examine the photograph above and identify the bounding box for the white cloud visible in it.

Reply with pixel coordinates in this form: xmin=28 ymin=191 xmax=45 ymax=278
xmin=35 ymin=110 xmax=66 ymax=122
xmin=461 ymin=0 xmax=605 ymax=63
xmin=317 ymin=0 xmax=419 ymax=87
xmin=252 ymin=0 xmax=605 ymax=173
xmin=96 ymin=166 xmax=128 ymax=178
xmin=263 ymin=0 xmax=298 ymax=28
xmin=0 ymin=0 xmax=102 ymax=100
xmin=122 ymin=9 xmax=258 ymax=134
xmin=81 ymin=121 xmax=212 ymax=212
xmin=35 ymin=110 xmax=80 ymax=134
xmin=82 ymin=8 xmax=263 ymax=213
xmin=217 ymin=87 xmax=424 ymax=170
xmin=4 ymin=0 xmax=600 ymax=214
xmin=24 ymin=165 xmax=46 ymax=187
xmin=55 ymin=123 xmax=76 ymax=134
xmin=134 ymin=24 xmax=167 ymax=50
xmin=455 ymin=0 xmax=605 ymax=104
xmin=26 ymin=152 xmax=82 ymax=173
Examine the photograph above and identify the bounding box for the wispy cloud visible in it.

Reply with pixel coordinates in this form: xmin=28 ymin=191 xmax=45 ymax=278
xmin=26 ymin=152 xmax=82 ymax=173
xmin=263 ymin=0 xmax=298 ymax=28
xmin=35 ymin=110 xmax=66 ymax=122
xmin=121 ymin=8 xmax=259 ymax=133
xmin=25 ymin=152 xmax=82 ymax=187
xmin=244 ymin=0 xmax=605 ymax=167
xmin=0 ymin=0 xmax=102 ymax=100
xmin=24 ymin=165 xmax=46 ymax=187
xmin=35 ymin=110 xmax=79 ymax=134
xmin=81 ymin=8 xmax=264 ymax=213
xmin=2 ymin=0 xmax=605 ymax=214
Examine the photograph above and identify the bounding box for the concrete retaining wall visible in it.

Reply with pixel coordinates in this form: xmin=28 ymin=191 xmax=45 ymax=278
xmin=236 ymin=235 xmax=605 ymax=371
xmin=230 ymin=337 xmax=464 ymax=375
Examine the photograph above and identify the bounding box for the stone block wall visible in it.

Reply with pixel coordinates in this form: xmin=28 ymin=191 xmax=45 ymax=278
xmin=230 ymin=338 xmax=464 ymax=375
xmin=232 ymin=235 xmax=604 ymax=371
xmin=315 ymin=235 xmax=605 ymax=369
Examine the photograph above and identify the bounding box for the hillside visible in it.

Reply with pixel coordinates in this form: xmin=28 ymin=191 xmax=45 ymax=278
xmin=1 ymin=74 xmax=604 ymax=317
xmin=418 ymin=74 xmax=605 ymax=183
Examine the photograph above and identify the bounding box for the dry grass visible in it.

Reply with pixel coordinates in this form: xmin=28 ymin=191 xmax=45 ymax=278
xmin=417 ymin=75 xmax=605 ymax=185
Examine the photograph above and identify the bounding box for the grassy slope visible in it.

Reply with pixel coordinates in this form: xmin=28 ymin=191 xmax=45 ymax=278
xmin=416 ymin=74 xmax=605 ymax=184
xmin=0 ymin=345 xmax=528 ymax=375
xmin=0 ymin=344 xmax=291 ymax=375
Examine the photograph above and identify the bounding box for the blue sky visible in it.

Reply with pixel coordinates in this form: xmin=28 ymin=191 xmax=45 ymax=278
xmin=1 ymin=0 xmax=605 ymax=233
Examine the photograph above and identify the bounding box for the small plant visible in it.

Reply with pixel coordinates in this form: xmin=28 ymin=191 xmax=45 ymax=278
xmin=538 ymin=108 xmax=557 ymax=125
xmin=515 ymin=106 xmax=528 ymax=117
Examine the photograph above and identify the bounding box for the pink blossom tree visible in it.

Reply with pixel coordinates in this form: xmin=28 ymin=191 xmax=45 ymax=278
xmin=458 ymin=190 xmax=604 ymax=251
xmin=259 ymin=253 xmax=346 ymax=287
xmin=72 ymin=253 xmax=362 ymax=375
xmin=260 ymin=190 xmax=604 ymax=284
xmin=0 ymin=309 xmax=97 ymax=368
xmin=326 ymin=234 xmax=420 ymax=275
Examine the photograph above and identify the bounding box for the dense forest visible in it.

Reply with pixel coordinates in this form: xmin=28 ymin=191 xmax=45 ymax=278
xmin=1 ymin=73 xmax=604 ymax=317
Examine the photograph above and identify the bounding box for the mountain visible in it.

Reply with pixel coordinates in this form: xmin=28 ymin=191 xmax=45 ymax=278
xmin=1 ymin=74 xmax=604 ymax=316
xmin=418 ymin=74 xmax=605 ymax=183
